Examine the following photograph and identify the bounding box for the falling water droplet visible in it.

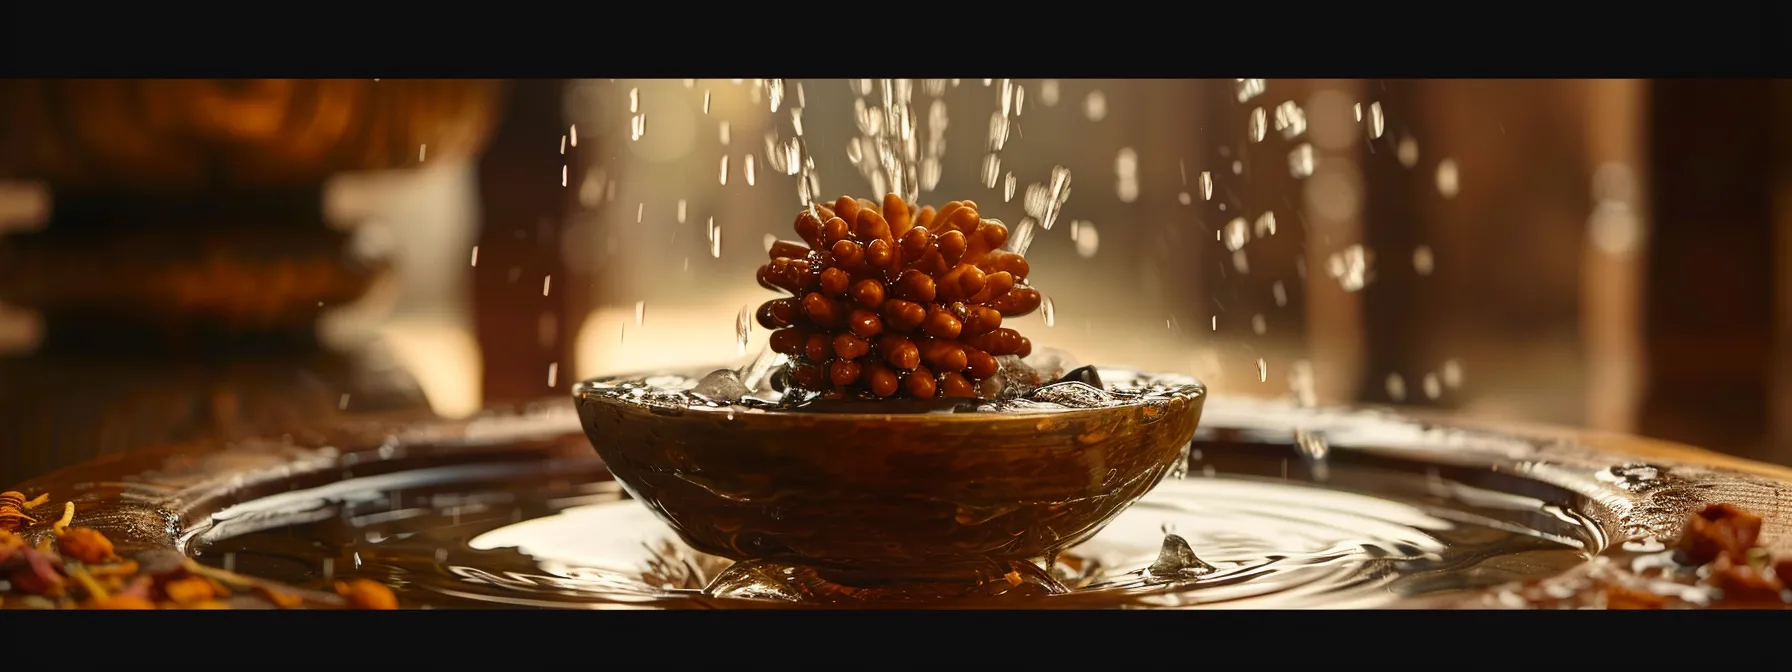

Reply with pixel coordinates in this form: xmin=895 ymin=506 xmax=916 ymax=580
xmin=1084 ymin=90 xmax=1107 ymax=121
xmin=1442 ymin=359 xmax=1464 ymax=388
xmin=1294 ymin=429 xmax=1331 ymax=482
xmin=711 ymin=226 xmax=723 ymax=258
xmin=1199 ymin=171 xmax=1214 ymax=200
xmin=1223 ymin=218 xmax=1250 ymax=251
xmin=1435 ymin=159 xmax=1460 ymax=198
xmin=1288 ymin=144 xmax=1315 ymax=178
xmin=1252 ymin=314 xmax=1267 ymax=335
xmin=736 ymin=306 xmax=752 ymax=355
xmin=1272 ymin=281 xmax=1287 ymax=307
xmin=1367 ymin=101 xmax=1386 ymax=139
xmin=547 ymin=363 xmax=559 ymax=387
xmin=1256 ymin=358 xmax=1268 ymax=383
xmin=1248 ymin=107 xmax=1267 ymax=142
xmin=634 ymin=301 xmax=646 ymax=326
xmin=677 ymin=200 xmax=687 ymax=224
xmin=1042 ymin=297 xmax=1056 ymax=327
xmin=745 ymin=155 xmax=757 ymax=186
xmin=1385 ymin=373 xmax=1407 ymax=402
xmin=1423 ymin=373 xmax=1443 ymax=400
xmin=1040 ymin=79 xmax=1060 ymax=106
xmin=1254 ymin=211 xmax=1277 ymax=237
xmin=1003 ymin=173 xmax=1016 ymax=202
xmin=1234 ymin=78 xmax=1266 ymax=103
xmin=1115 ymin=148 xmax=1139 ymax=203
xmin=1397 ymin=134 xmax=1420 ymax=167
xmin=702 ymin=90 xmax=711 ymax=114
xmin=1073 ymin=222 xmax=1100 ymax=258
xmin=719 ymin=121 xmax=731 ymax=145
xmin=1413 ymin=245 xmax=1435 ymax=275
xmin=469 ymin=246 xmax=479 ymax=267
xmin=719 ymin=155 xmax=730 ymax=185
xmin=542 ymin=275 xmax=552 ymax=297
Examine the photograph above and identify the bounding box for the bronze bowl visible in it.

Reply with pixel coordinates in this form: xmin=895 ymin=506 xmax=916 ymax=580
xmin=572 ymin=366 xmax=1205 ymax=601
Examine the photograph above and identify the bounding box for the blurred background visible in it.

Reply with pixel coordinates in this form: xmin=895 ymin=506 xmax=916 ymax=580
xmin=0 ymin=78 xmax=1787 ymax=485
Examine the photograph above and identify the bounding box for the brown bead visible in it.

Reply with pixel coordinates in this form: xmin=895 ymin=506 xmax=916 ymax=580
xmin=848 ymin=309 xmax=883 ymax=338
xmin=1015 ymin=336 xmax=1033 ymax=358
xmin=795 ymin=209 xmax=827 ymax=248
xmin=850 ymin=278 xmax=885 ymax=309
xmin=832 ymin=196 xmax=861 ymax=224
xmin=894 ymin=269 xmax=936 ymax=303
xmin=829 ymin=360 xmax=863 ymax=387
xmin=768 ymin=240 xmax=810 ymax=260
xmin=769 ymin=328 xmax=807 ymax=355
xmin=937 ymin=263 xmax=985 ymax=302
xmin=988 ymin=286 xmax=1042 ymax=317
xmin=972 ymin=221 xmax=1008 ymax=256
xmin=865 ymin=362 xmax=900 ymax=397
xmin=804 ymin=334 xmax=831 ymax=362
xmin=819 ymin=267 xmax=851 ymax=296
xmin=802 ymin=292 xmax=843 ymax=327
xmin=922 ymin=306 xmax=963 ymax=339
xmin=865 ymin=238 xmax=896 ymax=269
xmin=882 ymin=194 xmax=912 ymax=237
xmin=833 ymin=333 xmax=871 ymax=360
xmin=965 ymin=346 xmax=998 ymax=379
xmin=854 ymin=208 xmax=892 ymax=242
xmin=920 ymin=338 xmax=968 ymax=373
xmin=982 ymin=251 xmax=1030 ymax=280
xmin=899 ymin=226 xmax=932 ymax=258
xmin=969 ymin=271 xmax=1014 ymax=303
xmin=822 ymin=216 xmax=851 ymax=245
xmin=878 ymin=334 xmax=921 ymax=370
xmin=936 ymin=229 xmax=968 ymax=266
xmin=756 ymin=298 xmax=800 ymax=329
xmin=912 ymin=205 xmax=937 ymax=231
xmin=960 ymin=306 xmax=1002 ymax=336
xmin=940 ymin=372 xmax=976 ymax=398
xmin=881 ymin=299 xmax=927 ymax=332
xmin=790 ymin=362 xmax=827 ymax=389
xmin=830 ymin=239 xmax=864 ymax=269
xmin=904 ymin=367 xmax=938 ymax=399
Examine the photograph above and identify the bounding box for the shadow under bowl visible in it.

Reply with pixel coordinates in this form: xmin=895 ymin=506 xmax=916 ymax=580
xmin=572 ymin=367 xmax=1205 ymax=599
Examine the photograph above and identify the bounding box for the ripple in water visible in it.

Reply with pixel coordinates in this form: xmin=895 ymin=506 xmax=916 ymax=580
xmin=183 ymin=434 xmax=1600 ymax=609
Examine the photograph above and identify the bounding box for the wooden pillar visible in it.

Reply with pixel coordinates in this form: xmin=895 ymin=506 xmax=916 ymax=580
xmin=473 ymin=80 xmax=577 ymax=404
xmin=1639 ymin=79 xmax=1775 ymax=458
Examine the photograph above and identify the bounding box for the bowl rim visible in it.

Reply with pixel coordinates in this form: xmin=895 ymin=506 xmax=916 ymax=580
xmin=571 ymin=365 xmax=1206 ymax=425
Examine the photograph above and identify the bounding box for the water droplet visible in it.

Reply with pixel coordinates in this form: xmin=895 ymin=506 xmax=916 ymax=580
xmin=1442 ymin=359 xmax=1463 ymax=388
xmin=1288 ymin=143 xmax=1315 ymax=178
xmin=1073 ymin=221 xmax=1100 ymax=258
xmin=1234 ymin=78 xmax=1266 ymax=103
xmin=1231 ymin=160 xmax=1244 ymax=175
xmin=676 ymin=200 xmax=687 ymax=224
xmin=1256 ymin=358 xmax=1268 ymax=383
xmin=1115 ymin=148 xmax=1139 ymax=203
xmin=1199 ymin=171 xmax=1214 ymax=200
xmin=628 ymin=87 xmax=639 ymax=113
xmin=1039 ymin=79 xmax=1060 ymax=106
xmin=1003 ymin=173 xmax=1017 ymax=202
xmin=469 ymin=246 xmax=479 ymax=267
xmin=1177 ymin=192 xmax=1192 ymax=205
xmin=630 ymin=114 xmax=646 ymax=141
xmin=1223 ymin=218 xmax=1250 ymax=251
xmin=1254 ymin=211 xmax=1277 ymax=237
xmin=1272 ymin=281 xmax=1287 ymax=307
xmin=981 ymin=154 xmax=1002 ymax=188
xmin=1274 ymin=100 xmax=1307 ymax=140
xmin=1435 ymin=158 xmax=1460 ymax=198
xmin=1423 ymin=373 xmax=1442 ymax=400
xmin=634 ymin=301 xmax=646 ymax=326
xmin=1248 ymin=107 xmax=1267 ymax=142
xmin=542 ymin=275 xmax=553 ymax=297
xmin=339 ymin=393 xmax=351 ymax=410
xmin=1084 ymin=90 xmax=1107 ymax=121
xmin=1252 ymin=314 xmax=1267 ymax=335
xmin=1007 ymin=217 xmax=1037 ymax=256
xmin=1385 ymin=372 xmax=1407 ymax=401
xmin=710 ymin=226 xmax=722 ymax=258
xmin=735 ymin=306 xmax=752 ymax=355
xmin=547 ymin=362 xmax=559 ymax=388
xmin=1413 ymin=245 xmax=1435 ymax=275
xmin=1367 ymin=101 xmax=1386 ymax=139
xmin=1294 ymin=429 xmax=1331 ymax=481
xmin=1042 ymin=297 xmax=1056 ymax=327
xmin=1397 ymin=134 xmax=1419 ymax=167
xmin=1147 ymin=534 xmax=1216 ymax=579
xmin=702 ymin=90 xmax=711 ymax=114
xmin=719 ymin=155 xmax=730 ymax=185
xmin=1326 ymin=244 xmax=1373 ymax=292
